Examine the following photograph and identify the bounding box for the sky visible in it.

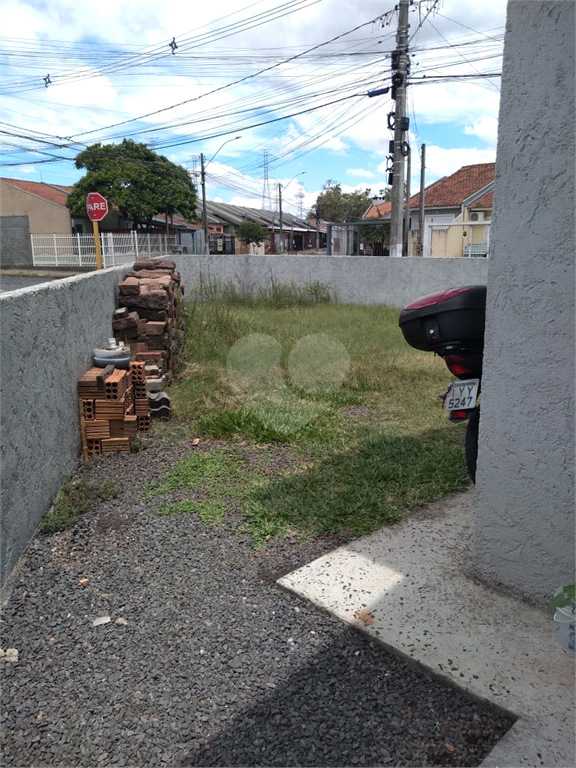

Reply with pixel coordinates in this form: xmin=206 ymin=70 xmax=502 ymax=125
xmin=0 ymin=0 xmax=506 ymax=216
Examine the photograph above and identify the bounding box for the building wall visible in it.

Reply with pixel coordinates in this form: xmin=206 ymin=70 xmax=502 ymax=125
xmin=430 ymin=221 xmax=490 ymax=258
xmin=475 ymin=0 xmax=575 ymax=598
xmin=0 ymin=215 xmax=33 ymax=268
xmin=0 ymin=266 xmax=126 ymax=586
xmin=173 ymin=254 xmax=488 ymax=307
xmin=0 ymin=181 xmax=72 ymax=234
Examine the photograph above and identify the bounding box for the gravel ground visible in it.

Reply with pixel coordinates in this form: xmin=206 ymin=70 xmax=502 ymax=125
xmin=1 ymin=437 xmax=514 ymax=767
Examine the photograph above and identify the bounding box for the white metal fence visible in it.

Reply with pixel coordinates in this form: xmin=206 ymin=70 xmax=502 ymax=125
xmin=31 ymin=232 xmax=179 ymax=267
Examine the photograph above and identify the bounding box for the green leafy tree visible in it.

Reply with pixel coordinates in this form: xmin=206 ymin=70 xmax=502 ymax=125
xmin=66 ymin=139 xmax=197 ymax=229
xmin=360 ymin=221 xmax=390 ymax=253
xmin=237 ymin=219 xmax=268 ymax=252
xmin=308 ymin=180 xmax=373 ymax=223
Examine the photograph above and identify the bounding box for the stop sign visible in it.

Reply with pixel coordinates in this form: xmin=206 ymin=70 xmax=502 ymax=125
xmin=86 ymin=192 xmax=109 ymax=222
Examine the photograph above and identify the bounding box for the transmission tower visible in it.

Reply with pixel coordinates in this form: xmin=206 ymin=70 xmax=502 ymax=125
xmin=261 ymin=150 xmax=273 ymax=210
xmin=295 ymin=184 xmax=305 ymax=219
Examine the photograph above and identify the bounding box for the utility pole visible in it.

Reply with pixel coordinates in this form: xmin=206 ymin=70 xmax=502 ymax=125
xmin=403 ymin=145 xmax=411 ymax=256
xmin=201 ymin=152 xmax=208 ymax=255
xmin=278 ymin=183 xmax=283 ymax=253
xmin=418 ymin=143 xmax=426 ymax=256
xmin=389 ymin=0 xmax=410 ymax=258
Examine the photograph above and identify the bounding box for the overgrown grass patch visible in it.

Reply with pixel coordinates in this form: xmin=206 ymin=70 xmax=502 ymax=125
xmin=40 ymin=477 xmax=118 ymax=534
xmin=155 ymin=279 xmax=470 ymax=545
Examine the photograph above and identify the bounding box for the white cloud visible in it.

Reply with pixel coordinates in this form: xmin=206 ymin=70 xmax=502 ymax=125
xmin=14 ymin=165 xmax=37 ymax=176
xmin=48 ymin=69 xmax=118 ymax=110
xmin=377 ymin=144 xmax=496 ymax=191
xmin=419 ymin=145 xmax=496 ymax=183
xmin=347 ymin=168 xmax=375 ymax=178
xmin=228 ymin=194 xmax=267 ymax=210
xmin=1 ymin=0 xmax=507 ymax=198
xmin=410 ymin=82 xmax=500 ymax=127
xmin=464 ymin=116 xmax=498 ymax=147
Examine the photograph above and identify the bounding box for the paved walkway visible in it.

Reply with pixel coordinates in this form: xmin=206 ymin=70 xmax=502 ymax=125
xmin=279 ymin=489 xmax=575 ymax=768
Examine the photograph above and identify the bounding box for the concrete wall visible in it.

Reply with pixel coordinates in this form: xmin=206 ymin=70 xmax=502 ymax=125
xmin=475 ymin=0 xmax=575 ymax=599
xmin=173 ymin=254 xmax=489 ymax=307
xmin=0 ymin=181 xmax=72 ymax=234
xmin=0 ymin=215 xmax=33 ymax=268
xmin=0 ymin=266 xmax=126 ymax=585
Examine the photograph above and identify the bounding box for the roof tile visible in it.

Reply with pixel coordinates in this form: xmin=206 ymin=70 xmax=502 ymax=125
xmin=1 ymin=177 xmax=73 ymax=208
xmin=364 ymin=163 xmax=495 ymax=218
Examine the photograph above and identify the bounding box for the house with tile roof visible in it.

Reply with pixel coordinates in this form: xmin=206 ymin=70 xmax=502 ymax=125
xmin=0 ymin=178 xmax=79 ymax=267
xmin=1 ymin=177 xmax=76 ymax=232
xmin=0 ymin=177 xmax=200 ymax=266
xmin=364 ymin=163 xmax=495 ymax=257
xmin=196 ymin=201 xmax=319 ymax=254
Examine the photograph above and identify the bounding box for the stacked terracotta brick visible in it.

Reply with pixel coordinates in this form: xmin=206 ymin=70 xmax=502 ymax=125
xmin=78 ymin=362 xmax=149 ymax=459
xmin=113 ymin=258 xmax=184 ymax=384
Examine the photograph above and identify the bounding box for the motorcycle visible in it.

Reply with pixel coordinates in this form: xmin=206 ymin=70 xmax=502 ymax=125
xmin=398 ymin=285 xmax=486 ymax=483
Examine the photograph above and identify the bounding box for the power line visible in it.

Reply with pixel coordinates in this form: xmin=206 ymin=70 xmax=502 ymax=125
xmin=0 ymin=0 xmax=321 ymax=94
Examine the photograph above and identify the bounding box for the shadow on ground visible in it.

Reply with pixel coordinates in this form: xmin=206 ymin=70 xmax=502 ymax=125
xmin=177 ymin=627 xmax=514 ymax=768
xmin=247 ymin=428 xmax=469 ymax=539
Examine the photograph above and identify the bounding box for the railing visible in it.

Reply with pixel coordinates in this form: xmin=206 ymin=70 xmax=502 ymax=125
xmin=31 ymin=232 xmax=179 ymax=267
xmin=463 ymin=243 xmax=488 ymax=257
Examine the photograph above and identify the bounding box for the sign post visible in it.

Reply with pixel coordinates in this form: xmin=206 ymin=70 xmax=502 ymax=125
xmin=86 ymin=192 xmax=109 ymax=269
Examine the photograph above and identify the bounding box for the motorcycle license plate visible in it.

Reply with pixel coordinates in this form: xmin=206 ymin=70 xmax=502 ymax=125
xmin=444 ymin=379 xmax=479 ymax=411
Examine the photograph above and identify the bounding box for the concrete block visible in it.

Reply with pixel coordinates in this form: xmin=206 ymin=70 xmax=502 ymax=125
xmin=145 ymin=376 xmax=167 ymax=392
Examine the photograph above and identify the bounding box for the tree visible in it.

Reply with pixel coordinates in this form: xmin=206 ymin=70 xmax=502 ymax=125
xmin=66 ymin=139 xmax=197 ymax=229
xmin=237 ymin=219 xmax=268 ymax=252
xmin=360 ymin=221 xmax=390 ymax=255
xmin=308 ymin=180 xmax=373 ymax=223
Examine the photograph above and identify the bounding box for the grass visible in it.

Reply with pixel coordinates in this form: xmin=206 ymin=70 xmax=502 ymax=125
xmin=40 ymin=477 xmax=118 ymax=534
xmin=148 ymin=277 xmax=470 ymax=546
xmin=145 ymin=448 xmax=248 ymax=526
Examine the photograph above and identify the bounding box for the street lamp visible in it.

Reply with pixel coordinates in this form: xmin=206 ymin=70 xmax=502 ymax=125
xmin=278 ymin=172 xmax=306 ymax=253
xmin=201 ymin=136 xmax=241 ymax=254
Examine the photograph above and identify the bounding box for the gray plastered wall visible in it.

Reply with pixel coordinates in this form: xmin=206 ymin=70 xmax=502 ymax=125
xmin=172 ymin=254 xmax=489 ymax=308
xmin=475 ymin=0 xmax=575 ymax=598
xmin=0 ymin=266 xmax=126 ymax=585
xmin=0 ymin=215 xmax=34 ymax=268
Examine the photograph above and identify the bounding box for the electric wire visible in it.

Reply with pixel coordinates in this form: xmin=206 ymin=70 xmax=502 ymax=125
xmin=0 ymin=6 xmax=504 ymax=180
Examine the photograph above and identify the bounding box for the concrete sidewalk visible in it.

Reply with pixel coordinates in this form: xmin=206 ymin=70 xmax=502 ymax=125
xmin=278 ymin=490 xmax=575 ymax=768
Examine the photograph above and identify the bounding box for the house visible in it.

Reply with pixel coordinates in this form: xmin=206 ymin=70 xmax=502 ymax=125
xmin=197 ymin=201 xmax=319 ymax=254
xmin=0 ymin=177 xmax=200 ymax=266
xmin=0 ymin=177 xmax=140 ymax=235
xmin=0 ymin=178 xmax=75 ymax=267
xmin=364 ymin=163 xmax=495 ymax=257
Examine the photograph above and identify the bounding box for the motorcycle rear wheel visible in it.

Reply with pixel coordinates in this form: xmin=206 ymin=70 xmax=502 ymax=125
xmin=465 ymin=407 xmax=480 ymax=483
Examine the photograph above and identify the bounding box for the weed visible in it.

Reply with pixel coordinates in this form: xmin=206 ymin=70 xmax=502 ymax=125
xmin=189 ymin=272 xmax=333 ymax=310
xmin=40 ymin=477 xmax=119 ymax=534
xmin=145 ymin=449 xmax=242 ymax=497
xmin=155 ymin=499 xmax=225 ymax=525
xmin=154 ymin=296 xmax=471 ymax=545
